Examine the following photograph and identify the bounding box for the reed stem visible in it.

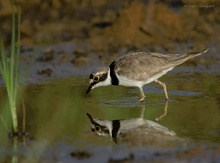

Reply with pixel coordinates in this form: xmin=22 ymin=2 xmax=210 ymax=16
xmin=0 ymin=0 xmax=20 ymax=133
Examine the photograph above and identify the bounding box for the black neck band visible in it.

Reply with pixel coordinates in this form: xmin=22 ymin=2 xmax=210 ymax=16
xmin=111 ymin=120 xmax=120 ymax=139
xmin=109 ymin=61 xmax=119 ymax=85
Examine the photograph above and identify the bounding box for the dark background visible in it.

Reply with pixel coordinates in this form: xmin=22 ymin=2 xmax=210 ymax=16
xmin=1 ymin=0 xmax=219 ymax=53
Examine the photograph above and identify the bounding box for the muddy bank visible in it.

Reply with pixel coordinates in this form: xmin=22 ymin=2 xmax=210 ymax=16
xmin=1 ymin=0 xmax=219 ymax=52
xmin=1 ymin=140 xmax=220 ymax=163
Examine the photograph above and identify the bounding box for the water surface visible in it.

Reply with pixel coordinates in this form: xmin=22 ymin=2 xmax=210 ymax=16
xmin=0 ymin=53 xmax=220 ymax=162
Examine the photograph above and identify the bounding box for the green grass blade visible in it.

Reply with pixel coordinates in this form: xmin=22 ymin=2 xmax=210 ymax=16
xmin=0 ymin=0 xmax=20 ymax=134
xmin=14 ymin=5 xmax=21 ymax=100
xmin=0 ymin=37 xmax=9 ymax=91
xmin=11 ymin=0 xmax=18 ymax=133
xmin=10 ymin=0 xmax=15 ymax=99
xmin=0 ymin=37 xmax=7 ymax=75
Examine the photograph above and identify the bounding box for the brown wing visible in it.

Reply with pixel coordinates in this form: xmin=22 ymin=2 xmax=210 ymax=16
xmin=112 ymin=52 xmax=170 ymax=81
xmin=113 ymin=51 xmax=204 ymax=81
xmin=111 ymin=49 xmax=208 ymax=80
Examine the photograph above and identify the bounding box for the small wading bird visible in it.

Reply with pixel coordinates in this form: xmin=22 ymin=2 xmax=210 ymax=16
xmin=86 ymin=112 xmax=185 ymax=146
xmin=86 ymin=49 xmax=208 ymax=101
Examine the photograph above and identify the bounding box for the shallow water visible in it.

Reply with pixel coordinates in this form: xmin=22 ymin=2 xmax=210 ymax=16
xmin=1 ymin=73 xmax=219 ymax=141
xmin=30 ymin=73 xmax=220 ymax=145
xmin=0 ymin=51 xmax=220 ymax=162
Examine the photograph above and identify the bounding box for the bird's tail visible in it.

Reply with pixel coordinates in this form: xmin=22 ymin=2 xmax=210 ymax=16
xmin=171 ymin=48 xmax=209 ymax=66
xmin=186 ymin=48 xmax=209 ymax=58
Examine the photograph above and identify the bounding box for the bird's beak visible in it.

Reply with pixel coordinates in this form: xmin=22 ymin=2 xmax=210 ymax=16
xmin=86 ymin=113 xmax=93 ymax=122
xmin=86 ymin=84 xmax=93 ymax=94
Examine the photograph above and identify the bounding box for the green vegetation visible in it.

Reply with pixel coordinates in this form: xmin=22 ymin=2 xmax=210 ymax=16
xmin=0 ymin=0 xmax=21 ymax=133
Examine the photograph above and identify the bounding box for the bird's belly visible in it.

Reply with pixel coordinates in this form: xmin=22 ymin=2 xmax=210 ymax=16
xmin=117 ymin=76 xmax=145 ymax=87
xmin=117 ymin=67 xmax=174 ymax=87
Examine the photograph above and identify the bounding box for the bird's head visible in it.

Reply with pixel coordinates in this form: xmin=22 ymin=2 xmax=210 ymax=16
xmin=86 ymin=113 xmax=111 ymax=137
xmin=86 ymin=67 xmax=110 ymax=94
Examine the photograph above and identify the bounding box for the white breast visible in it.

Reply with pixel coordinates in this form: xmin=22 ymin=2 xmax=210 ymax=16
xmin=116 ymin=67 xmax=174 ymax=88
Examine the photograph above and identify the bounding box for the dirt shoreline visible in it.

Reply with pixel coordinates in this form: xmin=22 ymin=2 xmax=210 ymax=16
xmin=1 ymin=0 xmax=219 ymax=52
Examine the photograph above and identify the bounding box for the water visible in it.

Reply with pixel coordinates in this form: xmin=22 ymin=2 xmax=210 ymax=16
xmin=0 ymin=55 xmax=220 ymax=162
xmin=1 ymin=73 xmax=219 ymax=143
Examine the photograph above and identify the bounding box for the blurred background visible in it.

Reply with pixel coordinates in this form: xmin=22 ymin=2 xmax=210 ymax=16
xmin=1 ymin=0 xmax=219 ymax=53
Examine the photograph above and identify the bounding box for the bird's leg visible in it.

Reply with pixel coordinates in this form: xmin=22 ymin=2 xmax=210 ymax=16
xmin=155 ymin=100 xmax=168 ymax=121
xmin=139 ymin=104 xmax=145 ymax=118
xmin=155 ymin=79 xmax=169 ymax=100
xmin=138 ymin=87 xmax=145 ymax=102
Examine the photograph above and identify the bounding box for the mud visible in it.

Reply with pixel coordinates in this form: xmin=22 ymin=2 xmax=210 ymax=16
xmin=1 ymin=0 xmax=219 ymax=51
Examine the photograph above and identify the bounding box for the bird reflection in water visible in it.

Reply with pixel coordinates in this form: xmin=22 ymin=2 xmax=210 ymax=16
xmin=86 ymin=101 xmax=185 ymax=147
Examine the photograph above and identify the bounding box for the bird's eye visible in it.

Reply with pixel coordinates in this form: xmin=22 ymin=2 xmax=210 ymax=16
xmin=95 ymin=126 xmax=101 ymax=132
xmin=93 ymin=76 xmax=100 ymax=82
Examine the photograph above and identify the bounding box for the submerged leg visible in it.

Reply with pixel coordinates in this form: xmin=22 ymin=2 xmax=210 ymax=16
xmin=138 ymin=87 xmax=145 ymax=102
xmin=155 ymin=79 xmax=169 ymax=100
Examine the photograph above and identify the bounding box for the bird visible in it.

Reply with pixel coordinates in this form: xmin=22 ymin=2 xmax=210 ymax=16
xmin=86 ymin=112 xmax=185 ymax=146
xmin=86 ymin=49 xmax=208 ymax=101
